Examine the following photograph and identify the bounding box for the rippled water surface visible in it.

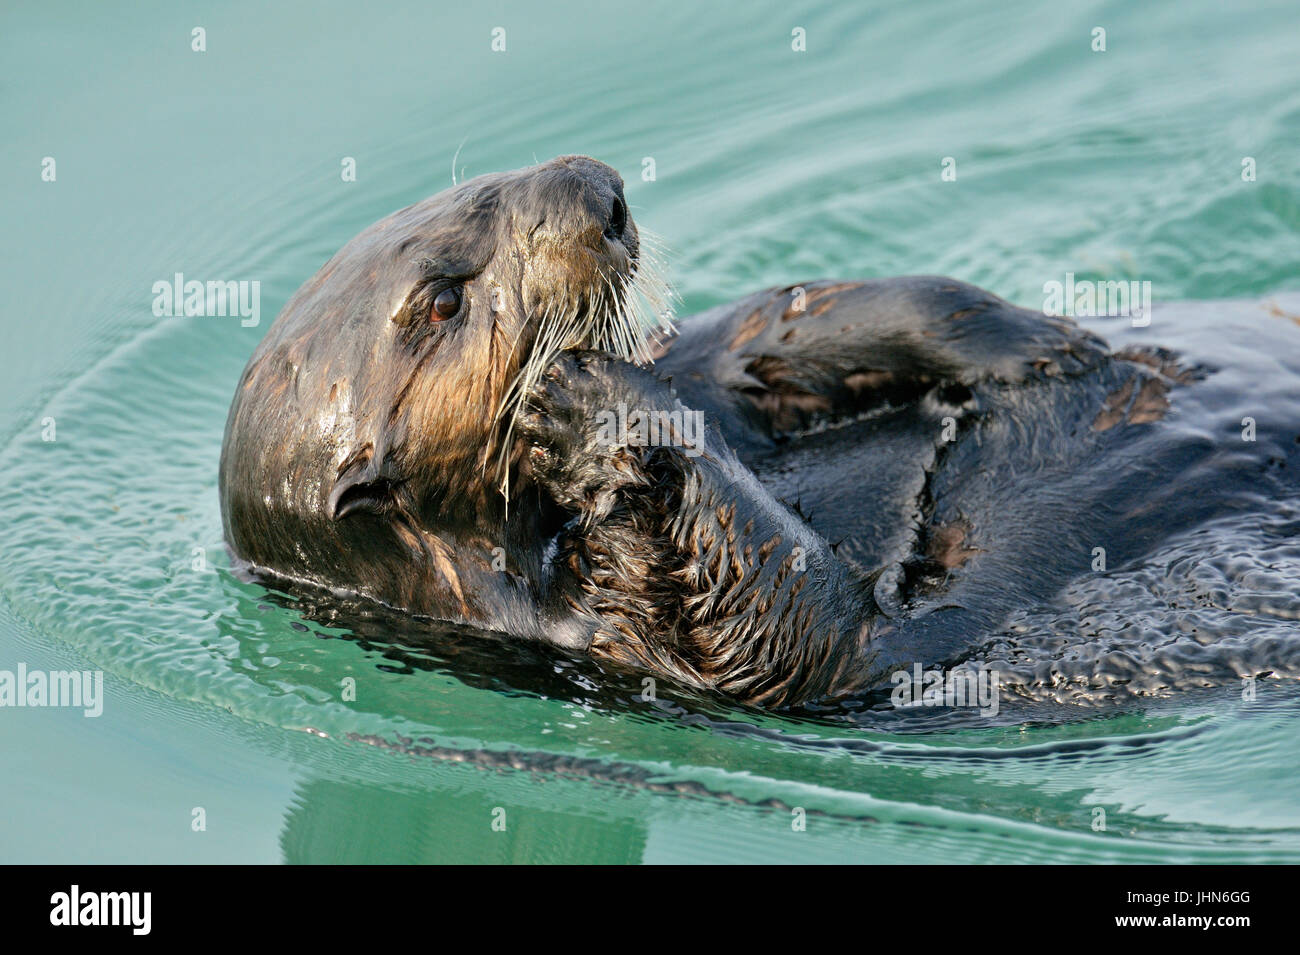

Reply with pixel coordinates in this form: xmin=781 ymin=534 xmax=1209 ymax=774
xmin=3 ymin=0 xmax=1300 ymax=862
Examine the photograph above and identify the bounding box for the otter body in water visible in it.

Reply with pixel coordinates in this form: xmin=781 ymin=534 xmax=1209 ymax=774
xmin=220 ymin=156 xmax=1298 ymax=708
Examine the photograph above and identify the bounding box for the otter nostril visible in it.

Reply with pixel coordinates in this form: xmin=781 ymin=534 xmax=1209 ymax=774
xmin=604 ymin=195 xmax=628 ymax=241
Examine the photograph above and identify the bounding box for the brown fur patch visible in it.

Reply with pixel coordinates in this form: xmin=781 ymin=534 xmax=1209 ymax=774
xmin=1127 ymin=377 xmax=1171 ymax=424
xmin=1113 ymin=346 xmax=1197 ymax=384
xmin=1094 ymin=348 xmax=1194 ymax=431
xmin=948 ymin=302 xmax=993 ymax=321
xmin=1093 ymin=377 xmax=1136 ymax=431
xmin=927 ymin=520 xmax=981 ymax=569
xmin=781 ymin=281 xmax=863 ymax=321
xmin=728 ymin=309 xmax=768 ymax=350
xmin=844 ymin=370 xmax=894 ymax=392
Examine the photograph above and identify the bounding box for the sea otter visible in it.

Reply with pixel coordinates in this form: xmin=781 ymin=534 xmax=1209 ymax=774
xmin=220 ymin=155 xmax=1283 ymax=708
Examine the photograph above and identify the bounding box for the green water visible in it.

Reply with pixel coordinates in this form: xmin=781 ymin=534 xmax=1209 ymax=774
xmin=3 ymin=0 xmax=1300 ymax=863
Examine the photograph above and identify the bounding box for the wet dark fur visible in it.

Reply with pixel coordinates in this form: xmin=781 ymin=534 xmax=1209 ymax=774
xmin=220 ymin=157 xmax=641 ymax=651
xmin=517 ymin=278 xmax=1204 ymax=706
xmin=221 ymin=157 xmax=1279 ymax=709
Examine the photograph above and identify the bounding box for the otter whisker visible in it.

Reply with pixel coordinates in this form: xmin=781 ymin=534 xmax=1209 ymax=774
xmin=599 ymin=270 xmax=632 ymax=362
xmin=489 ymin=225 xmax=680 ymax=504
xmin=623 ymin=228 xmax=678 ymax=360
xmin=493 ymin=298 xmax=588 ymax=502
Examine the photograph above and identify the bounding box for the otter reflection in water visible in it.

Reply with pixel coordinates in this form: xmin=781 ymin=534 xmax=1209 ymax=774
xmin=219 ymin=156 xmax=1300 ymax=708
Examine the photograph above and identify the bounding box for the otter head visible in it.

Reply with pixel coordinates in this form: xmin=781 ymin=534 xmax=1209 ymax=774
xmin=219 ymin=156 xmax=672 ymax=622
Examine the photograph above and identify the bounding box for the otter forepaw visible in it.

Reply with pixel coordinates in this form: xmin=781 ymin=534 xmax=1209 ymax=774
xmin=519 ymin=352 xmax=649 ymax=515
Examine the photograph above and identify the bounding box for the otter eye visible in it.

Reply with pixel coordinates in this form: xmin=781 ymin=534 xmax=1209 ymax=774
xmin=431 ymin=286 xmax=462 ymax=321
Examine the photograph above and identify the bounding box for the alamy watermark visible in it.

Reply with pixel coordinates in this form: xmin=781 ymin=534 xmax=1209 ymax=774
xmin=1043 ymin=272 xmax=1151 ymax=327
xmin=595 ymin=401 xmax=705 ymax=457
xmin=50 ymin=885 xmax=150 ymax=935
xmin=152 ymin=272 xmax=260 ymax=327
xmin=890 ymin=663 xmax=1000 ymax=717
xmin=0 ymin=663 xmax=103 ymax=717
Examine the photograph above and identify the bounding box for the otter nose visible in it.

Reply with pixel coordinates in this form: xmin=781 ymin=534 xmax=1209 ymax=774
xmin=536 ymin=155 xmax=633 ymax=246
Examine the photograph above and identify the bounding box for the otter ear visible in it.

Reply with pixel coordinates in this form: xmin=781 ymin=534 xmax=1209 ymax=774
xmin=328 ymin=444 xmax=396 ymax=519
